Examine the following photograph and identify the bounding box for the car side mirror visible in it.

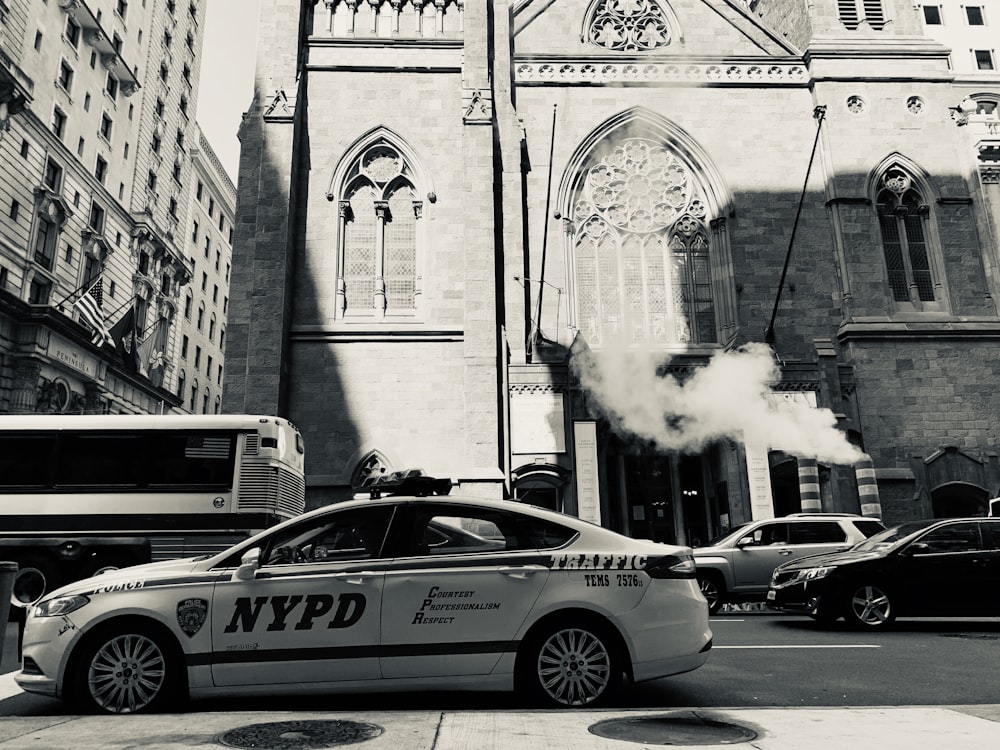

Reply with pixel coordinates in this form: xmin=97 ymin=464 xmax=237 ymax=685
xmin=233 ymin=547 xmax=261 ymax=580
xmin=736 ymin=536 xmax=756 ymax=548
xmin=906 ymin=542 xmax=931 ymax=556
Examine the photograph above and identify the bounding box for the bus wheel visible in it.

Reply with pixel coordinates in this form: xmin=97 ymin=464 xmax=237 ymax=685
xmin=12 ymin=558 xmax=56 ymax=607
xmin=71 ymin=623 xmax=184 ymax=714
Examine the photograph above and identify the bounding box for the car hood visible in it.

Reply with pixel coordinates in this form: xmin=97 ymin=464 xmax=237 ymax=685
xmin=42 ymin=557 xmax=205 ymax=599
xmin=776 ymin=548 xmax=887 ymax=571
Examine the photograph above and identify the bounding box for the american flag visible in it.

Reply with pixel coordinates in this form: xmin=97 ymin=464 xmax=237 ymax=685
xmin=185 ymin=435 xmax=232 ymax=459
xmin=73 ymin=278 xmax=113 ymax=346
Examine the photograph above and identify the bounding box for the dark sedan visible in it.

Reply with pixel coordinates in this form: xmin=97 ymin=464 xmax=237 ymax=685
xmin=767 ymin=517 xmax=1000 ymax=628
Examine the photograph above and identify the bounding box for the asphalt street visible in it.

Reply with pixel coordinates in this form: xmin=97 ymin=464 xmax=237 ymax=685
xmin=0 ymin=613 xmax=998 ymax=748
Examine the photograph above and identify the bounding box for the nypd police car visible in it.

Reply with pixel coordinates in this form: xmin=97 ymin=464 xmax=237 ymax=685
xmin=15 ymin=472 xmax=712 ymax=713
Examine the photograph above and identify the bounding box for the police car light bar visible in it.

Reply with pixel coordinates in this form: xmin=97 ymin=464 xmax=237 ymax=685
xmin=362 ymin=469 xmax=453 ymax=499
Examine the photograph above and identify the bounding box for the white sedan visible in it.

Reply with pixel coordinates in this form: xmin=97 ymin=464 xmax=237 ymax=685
xmin=15 ymin=486 xmax=712 ymax=713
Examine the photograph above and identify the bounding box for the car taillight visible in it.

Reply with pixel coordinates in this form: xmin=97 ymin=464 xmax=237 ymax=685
xmin=644 ymin=554 xmax=696 ymax=579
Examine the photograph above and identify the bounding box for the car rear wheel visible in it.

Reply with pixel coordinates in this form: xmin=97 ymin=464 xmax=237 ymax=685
xmin=697 ymin=575 xmax=723 ymax=614
xmin=519 ymin=621 xmax=622 ymax=708
xmin=847 ymin=583 xmax=895 ymax=629
xmin=71 ymin=625 xmax=182 ymax=714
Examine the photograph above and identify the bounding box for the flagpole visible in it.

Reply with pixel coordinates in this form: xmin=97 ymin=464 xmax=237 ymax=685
xmin=104 ymin=294 xmax=137 ymax=324
xmin=53 ymin=276 xmax=99 ymax=310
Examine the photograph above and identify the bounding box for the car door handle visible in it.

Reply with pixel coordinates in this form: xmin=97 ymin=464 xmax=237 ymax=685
xmin=498 ymin=565 xmax=546 ymax=579
xmin=331 ymin=571 xmax=377 ymax=585
xmin=778 ymin=549 xmax=794 ymax=555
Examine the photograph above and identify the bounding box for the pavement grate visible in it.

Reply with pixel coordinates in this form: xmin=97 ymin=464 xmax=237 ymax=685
xmin=216 ymin=719 xmax=384 ymax=749
xmin=588 ymin=711 xmax=757 ymax=745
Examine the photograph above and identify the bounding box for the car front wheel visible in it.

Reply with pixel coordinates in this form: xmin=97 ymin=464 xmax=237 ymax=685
xmin=519 ymin=621 xmax=622 ymax=707
xmin=847 ymin=583 xmax=895 ymax=629
xmin=71 ymin=625 xmax=181 ymax=714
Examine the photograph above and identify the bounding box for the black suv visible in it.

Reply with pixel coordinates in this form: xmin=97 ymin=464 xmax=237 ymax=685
xmin=693 ymin=513 xmax=886 ymax=613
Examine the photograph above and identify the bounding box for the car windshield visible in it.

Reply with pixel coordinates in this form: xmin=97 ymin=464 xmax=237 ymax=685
xmin=697 ymin=523 xmax=750 ymax=548
xmin=852 ymin=519 xmax=938 ymax=551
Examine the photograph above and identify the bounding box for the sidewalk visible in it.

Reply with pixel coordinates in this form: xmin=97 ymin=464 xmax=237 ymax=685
xmin=0 ymin=668 xmax=996 ymax=750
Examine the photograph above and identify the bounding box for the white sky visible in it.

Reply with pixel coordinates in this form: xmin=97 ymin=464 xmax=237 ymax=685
xmin=196 ymin=0 xmax=261 ymax=182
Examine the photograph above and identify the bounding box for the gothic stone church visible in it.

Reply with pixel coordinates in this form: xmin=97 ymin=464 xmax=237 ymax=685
xmin=223 ymin=0 xmax=1000 ymax=542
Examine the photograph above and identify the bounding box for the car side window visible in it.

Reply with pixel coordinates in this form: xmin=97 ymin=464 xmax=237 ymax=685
xmin=913 ymin=522 xmax=982 ymax=554
xmin=407 ymin=505 xmax=574 ymax=556
xmin=983 ymin=522 xmax=1000 ymax=550
xmin=788 ymin=522 xmax=847 ymax=544
xmin=261 ymin=506 xmax=395 ymax=565
xmin=756 ymin=523 xmax=789 ymax=546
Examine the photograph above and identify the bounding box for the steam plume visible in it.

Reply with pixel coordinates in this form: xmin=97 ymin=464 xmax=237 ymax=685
xmin=569 ymin=337 xmax=864 ymax=465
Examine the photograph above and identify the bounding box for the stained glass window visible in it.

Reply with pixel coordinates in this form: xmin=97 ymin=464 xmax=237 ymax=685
xmin=876 ymin=168 xmax=934 ymax=303
xmin=572 ymin=138 xmax=716 ymax=346
xmin=587 ymin=0 xmax=673 ymax=52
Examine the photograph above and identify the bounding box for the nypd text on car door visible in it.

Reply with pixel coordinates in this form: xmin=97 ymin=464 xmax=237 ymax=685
xmin=210 ymin=505 xmax=393 ymax=686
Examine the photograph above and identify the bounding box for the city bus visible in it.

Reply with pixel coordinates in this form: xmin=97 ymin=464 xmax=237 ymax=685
xmin=0 ymin=414 xmax=305 ymax=601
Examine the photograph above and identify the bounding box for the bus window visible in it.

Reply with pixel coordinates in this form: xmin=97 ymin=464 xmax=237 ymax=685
xmin=146 ymin=432 xmax=235 ymax=488
xmin=56 ymin=434 xmax=142 ymax=488
xmin=0 ymin=435 xmax=56 ymax=488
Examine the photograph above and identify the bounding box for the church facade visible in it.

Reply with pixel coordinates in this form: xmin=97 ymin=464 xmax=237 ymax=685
xmin=224 ymin=0 xmax=1000 ymax=541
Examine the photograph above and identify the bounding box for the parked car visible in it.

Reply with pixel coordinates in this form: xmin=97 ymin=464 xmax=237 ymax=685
xmin=693 ymin=513 xmax=885 ymax=613
xmin=767 ymin=517 xmax=1000 ymax=628
xmin=16 ymin=474 xmax=712 ymax=713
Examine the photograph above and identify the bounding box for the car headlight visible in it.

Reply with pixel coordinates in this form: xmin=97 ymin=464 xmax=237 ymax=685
xmin=800 ymin=566 xmax=837 ymax=581
xmin=34 ymin=595 xmax=90 ymax=617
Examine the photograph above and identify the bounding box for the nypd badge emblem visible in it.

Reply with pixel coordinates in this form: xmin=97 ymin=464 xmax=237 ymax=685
xmin=177 ymin=598 xmax=208 ymax=637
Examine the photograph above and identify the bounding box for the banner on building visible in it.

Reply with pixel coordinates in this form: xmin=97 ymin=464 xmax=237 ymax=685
xmin=573 ymin=420 xmax=601 ymax=526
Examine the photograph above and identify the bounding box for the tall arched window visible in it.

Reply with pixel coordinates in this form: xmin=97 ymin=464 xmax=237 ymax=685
xmin=334 ymin=141 xmax=423 ymax=318
xmin=571 ymin=138 xmax=716 ymax=346
xmin=874 ymin=165 xmax=940 ymax=309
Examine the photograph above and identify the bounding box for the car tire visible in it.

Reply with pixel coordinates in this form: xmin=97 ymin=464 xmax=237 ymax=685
xmin=697 ymin=575 xmax=724 ymax=615
xmin=69 ymin=623 xmax=185 ymax=714
xmin=846 ymin=583 xmax=895 ymax=629
xmin=518 ymin=619 xmax=623 ymax=708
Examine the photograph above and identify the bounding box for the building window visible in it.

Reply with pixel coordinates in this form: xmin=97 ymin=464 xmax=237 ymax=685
xmin=152 ymin=134 xmax=161 ymax=154
xmin=116 ymin=0 xmax=128 ymax=19
xmin=192 ymin=220 xmax=199 ymax=241
xmin=100 ymin=113 xmax=113 ymax=141
xmin=196 ymin=181 xmax=203 ymax=201
xmin=160 ymin=63 xmax=169 ymax=82
xmin=52 ymin=107 xmax=67 ymax=138
xmin=206 ymin=355 xmax=213 ymax=377
xmin=570 ymin=137 xmax=717 ymax=346
xmin=184 ymin=292 xmax=193 ymax=319
xmin=194 ymin=346 xmax=201 ymax=367
xmin=336 ymin=141 xmax=421 ymax=316
xmin=966 ymin=6 xmax=985 ymax=25
xmin=89 ymin=202 xmax=106 ymax=233
xmin=44 ymin=159 xmax=63 ymax=191
xmin=169 ymin=198 xmax=178 ymax=218
xmin=29 ymin=278 xmax=52 ymax=305
xmin=209 ymin=314 xmax=216 ymax=340
xmin=197 ymin=304 xmax=204 ymax=330
xmin=201 ymin=271 xmax=207 ymax=291
xmin=65 ymin=245 xmax=74 ymax=264
xmin=215 ymin=250 xmax=221 ymax=270
xmin=922 ymin=5 xmax=942 ymax=24
xmin=875 ymin=165 xmax=941 ymax=309
xmin=585 ymin=0 xmax=674 ymax=51
xmin=77 ymin=137 xmax=85 ymax=156
xmin=219 ymin=327 xmax=225 ymax=350
xmin=181 ymin=335 xmax=189 ymax=357
xmin=974 ymin=50 xmax=995 ymax=70
xmin=58 ymin=60 xmax=74 ymax=92
xmin=180 ymin=95 xmax=188 ymax=117
xmin=838 ymin=0 xmax=886 ymax=30
xmin=66 ymin=17 xmax=81 ymax=47
xmin=212 ymin=284 xmax=218 ymax=303
xmin=33 ymin=217 xmax=58 ymax=268
xmin=173 ymin=161 xmax=182 ymax=183
xmin=147 ymin=170 xmax=157 ymax=191
xmin=106 ymin=74 xmax=119 ymax=100
xmin=208 ymin=197 xmax=215 ymax=217
xmin=112 ymin=33 xmax=122 ymax=53
xmin=34 ymin=30 xmax=43 ymax=51
xmin=95 ymin=155 xmax=108 ymax=184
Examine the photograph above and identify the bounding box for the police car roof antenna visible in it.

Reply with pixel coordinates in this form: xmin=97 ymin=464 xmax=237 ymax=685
xmin=763 ymin=105 xmax=826 ymax=347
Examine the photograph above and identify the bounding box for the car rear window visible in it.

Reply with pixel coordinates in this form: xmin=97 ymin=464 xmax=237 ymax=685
xmin=852 ymin=520 xmax=887 ymax=538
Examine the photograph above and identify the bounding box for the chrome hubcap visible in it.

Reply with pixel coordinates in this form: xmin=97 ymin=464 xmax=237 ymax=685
xmin=88 ymin=634 xmax=166 ymax=713
xmin=852 ymin=585 xmax=891 ymax=625
xmin=699 ymin=579 xmax=719 ymax=609
xmin=537 ymin=628 xmax=611 ymax=706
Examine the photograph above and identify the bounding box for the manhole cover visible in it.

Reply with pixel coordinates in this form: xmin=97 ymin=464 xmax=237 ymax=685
xmin=589 ymin=712 xmax=757 ymax=746
xmin=217 ymin=720 xmax=384 ymax=749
